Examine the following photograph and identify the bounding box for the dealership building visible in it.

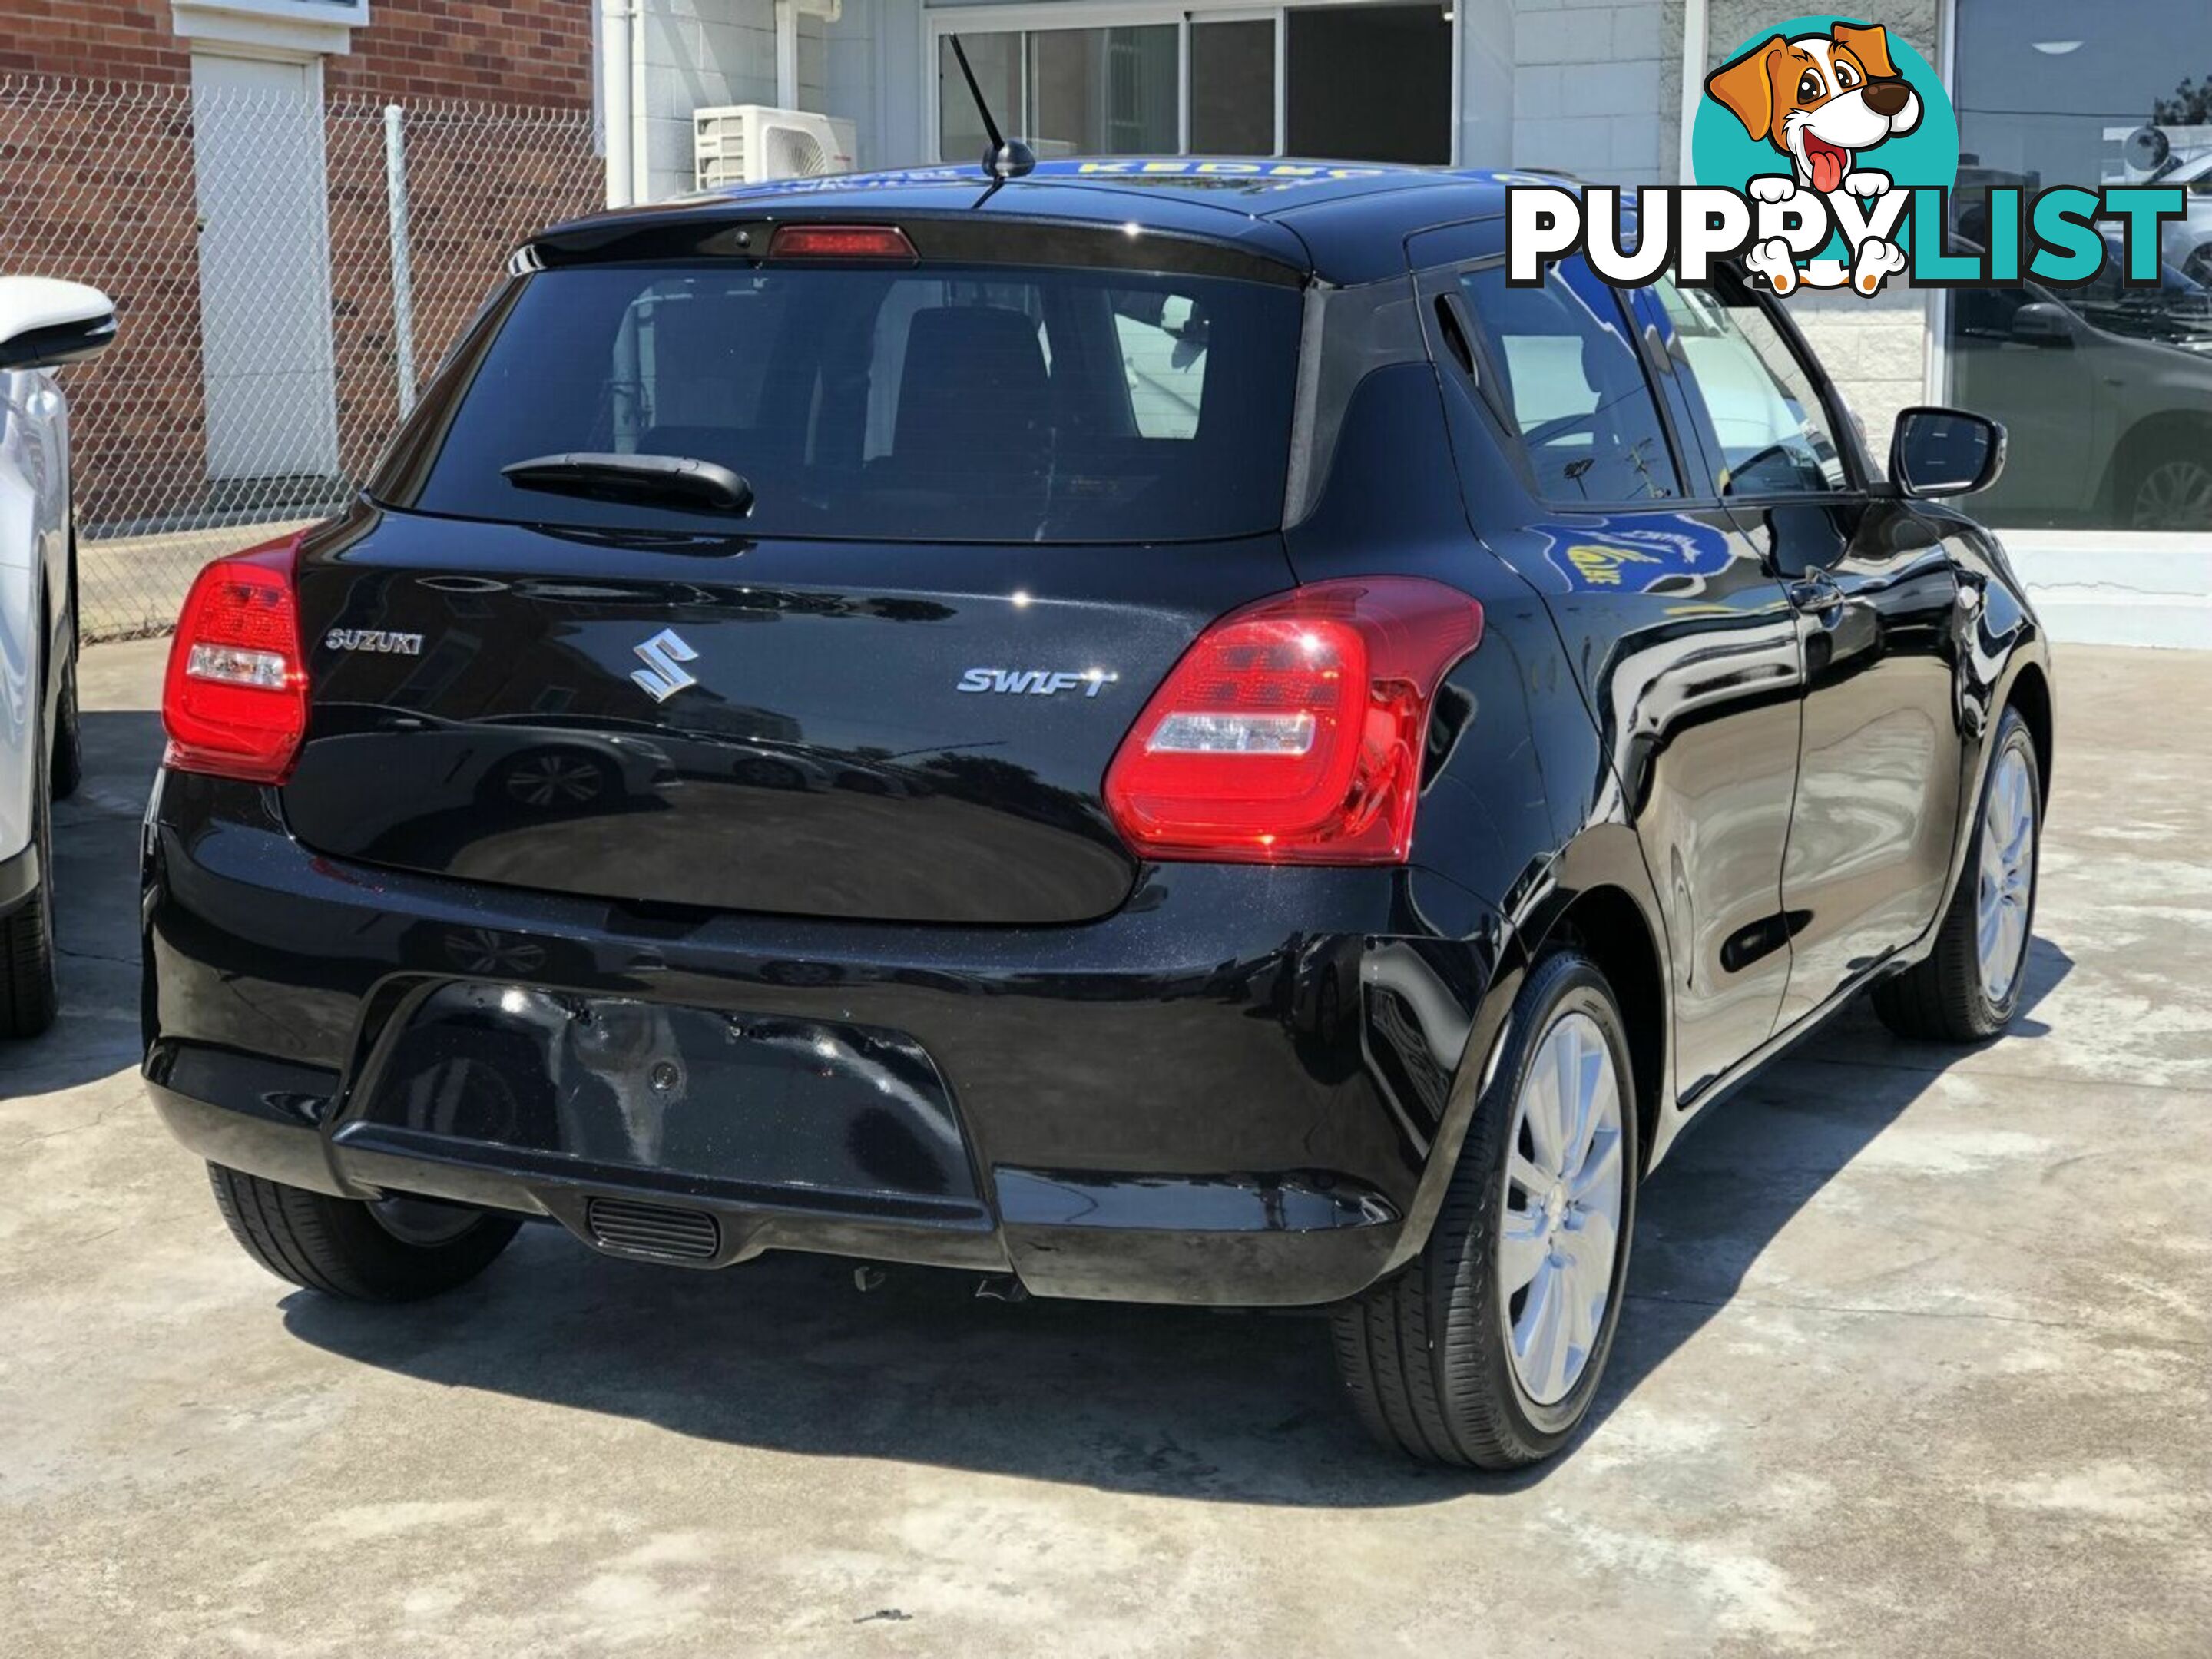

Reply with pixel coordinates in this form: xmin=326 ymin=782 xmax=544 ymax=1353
xmin=594 ymin=0 xmax=2210 ymax=646
xmin=4 ymin=0 xmax=2200 ymax=644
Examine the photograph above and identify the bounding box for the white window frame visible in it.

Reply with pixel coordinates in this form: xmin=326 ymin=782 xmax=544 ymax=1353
xmin=197 ymin=0 xmax=368 ymax=25
xmin=171 ymin=0 xmax=369 ymax=60
xmin=922 ymin=0 xmax=1462 ymax=168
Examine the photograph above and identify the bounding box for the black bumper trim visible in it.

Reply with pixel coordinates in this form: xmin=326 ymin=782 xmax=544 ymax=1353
xmin=150 ymin=1075 xmax=1404 ymax=1303
xmin=332 ymin=1122 xmax=995 ymax=1228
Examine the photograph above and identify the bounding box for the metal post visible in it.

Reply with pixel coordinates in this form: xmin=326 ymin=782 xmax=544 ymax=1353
xmin=601 ymin=0 xmax=634 ymax=207
xmin=382 ymin=103 xmax=419 ymax=417
xmin=776 ymin=0 xmax=800 ymax=110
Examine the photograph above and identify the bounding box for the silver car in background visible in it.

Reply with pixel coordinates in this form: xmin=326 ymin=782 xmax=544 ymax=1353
xmin=0 ymin=276 xmax=115 ymax=1037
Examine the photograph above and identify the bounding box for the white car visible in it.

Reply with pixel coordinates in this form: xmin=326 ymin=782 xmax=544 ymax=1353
xmin=2156 ymin=150 xmax=2212 ymax=288
xmin=0 ymin=276 xmax=115 ymax=1037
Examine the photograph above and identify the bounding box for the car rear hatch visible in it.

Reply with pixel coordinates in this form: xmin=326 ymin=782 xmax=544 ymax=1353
xmin=277 ymin=213 xmax=1310 ymax=925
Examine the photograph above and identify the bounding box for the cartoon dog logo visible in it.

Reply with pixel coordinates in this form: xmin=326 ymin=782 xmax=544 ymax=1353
xmin=1707 ymin=21 xmax=1922 ymax=196
xmin=1705 ymin=20 xmax=1923 ymax=294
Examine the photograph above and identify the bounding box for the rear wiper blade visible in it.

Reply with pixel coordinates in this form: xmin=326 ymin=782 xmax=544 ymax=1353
xmin=502 ymin=452 xmax=754 ymax=515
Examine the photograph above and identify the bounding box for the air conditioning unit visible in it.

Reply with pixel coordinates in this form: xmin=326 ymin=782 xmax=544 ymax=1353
xmin=694 ymin=105 xmax=856 ymax=190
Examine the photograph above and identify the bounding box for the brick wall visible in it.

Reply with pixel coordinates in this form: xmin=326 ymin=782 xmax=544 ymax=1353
xmin=2 ymin=0 xmax=591 ymax=104
xmin=2 ymin=0 xmax=601 ymax=641
xmin=0 ymin=81 xmax=205 ymax=534
xmin=0 ymin=0 xmax=192 ymax=82
xmin=329 ymin=0 xmax=594 ymax=108
xmin=2 ymin=0 xmax=595 ymax=524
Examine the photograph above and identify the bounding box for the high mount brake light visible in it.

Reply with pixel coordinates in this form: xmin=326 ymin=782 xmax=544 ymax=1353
xmin=1103 ymin=577 xmax=1483 ymax=865
xmin=767 ymin=224 xmax=918 ymax=261
xmin=161 ymin=534 xmax=310 ymax=784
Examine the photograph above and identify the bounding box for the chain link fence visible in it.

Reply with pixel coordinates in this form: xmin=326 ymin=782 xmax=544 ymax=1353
xmin=0 ymin=77 xmax=606 ymax=640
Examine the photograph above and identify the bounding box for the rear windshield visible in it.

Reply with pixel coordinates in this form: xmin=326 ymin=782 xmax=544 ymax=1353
xmin=382 ymin=260 xmax=1303 ymax=542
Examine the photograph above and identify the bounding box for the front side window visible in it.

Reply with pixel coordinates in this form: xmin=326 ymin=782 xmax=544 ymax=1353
xmin=387 ymin=262 xmax=1300 ymax=543
xmin=1459 ymin=262 xmax=1681 ymax=503
xmin=1654 ymin=275 xmax=1849 ymax=498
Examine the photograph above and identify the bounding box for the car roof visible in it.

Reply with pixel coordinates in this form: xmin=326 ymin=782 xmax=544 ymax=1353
xmin=533 ymin=157 xmax=1559 ymax=286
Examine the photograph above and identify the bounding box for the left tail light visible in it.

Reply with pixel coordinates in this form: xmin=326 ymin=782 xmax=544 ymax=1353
xmin=1103 ymin=576 xmax=1482 ymax=864
xmin=161 ymin=533 xmax=309 ymax=784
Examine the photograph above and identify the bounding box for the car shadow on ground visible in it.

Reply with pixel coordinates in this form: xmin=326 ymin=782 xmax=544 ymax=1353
xmin=1585 ymin=939 xmax=2071 ymax=1449
xmin=283 ymin=942 xmax=2073 ymax=1505
xmin=38 ymin=705 xmax=2082 ymax=1499
xmin=65 ymin=668 xmax=2078 ymax=1498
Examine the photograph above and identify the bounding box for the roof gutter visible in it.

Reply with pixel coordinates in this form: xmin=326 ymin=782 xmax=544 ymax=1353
xmin=775 ymin=0 xmax=843 ymax=111
xmin=599 ymin=0 xmax=636 ymax=207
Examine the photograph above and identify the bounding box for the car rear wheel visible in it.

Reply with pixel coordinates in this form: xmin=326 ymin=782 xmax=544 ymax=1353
xmin=208 ymin=1162 xmax=522 ymax=1302
xmin=0 ymin=710 xmax=59 ymax=1039
xmin=2125 ymin=439 xmax=2212 ymax=532
xmin=1332 ymin=949 xmax=1638 ymax=1468
xmin=1873 ymin=706 xmax=2041 ymax=1041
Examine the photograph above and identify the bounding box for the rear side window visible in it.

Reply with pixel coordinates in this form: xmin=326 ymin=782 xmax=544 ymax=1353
xmin=384 ymin=262 xmax=1300 ymax=543
xmin=1459 ymin=262 xmax=1680 ymax=504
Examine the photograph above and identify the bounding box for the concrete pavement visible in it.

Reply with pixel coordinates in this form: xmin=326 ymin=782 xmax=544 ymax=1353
xmin=3 ymin=637 xmax=2207 ymax=1657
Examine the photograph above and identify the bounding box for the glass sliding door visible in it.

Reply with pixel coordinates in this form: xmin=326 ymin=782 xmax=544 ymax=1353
xmin=1945 ymin=0 xmax=2212 ymax=532
xmin=1190 ymin=18 xmax=1275 ymax=154
xmin=1284 ymin=4 xmax=1452 ymax=164
xmin=936 ymin=32 xmax=1020 ymax=166
xmin=1029 ymin=26 xmax=1179 ymax=155
xmin=935 ymin=23 xmax=1177 ymax=161
xmin=933 ymin=4 xmax=1453 ymax=167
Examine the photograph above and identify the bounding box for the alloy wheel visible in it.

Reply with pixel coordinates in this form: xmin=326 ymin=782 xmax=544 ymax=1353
xmin=1498 ymin=1009 xmax=1625 ymax=1407
xmin=1976 ymin=744 xmax=2037 ymax=1005
xmin=2132 ymin=459 xmax=2212 ymax=531
xmin=369 ymin=1195 xmax=485 ymax=1248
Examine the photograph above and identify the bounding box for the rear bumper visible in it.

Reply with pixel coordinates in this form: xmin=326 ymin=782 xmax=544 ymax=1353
xmin=142 ymin=773 xmax=1514 ymax=1306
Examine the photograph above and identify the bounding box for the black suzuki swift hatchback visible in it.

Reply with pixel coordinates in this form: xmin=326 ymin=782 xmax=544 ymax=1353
xmin=143 ymin=158 xmax=2051 ymax=1467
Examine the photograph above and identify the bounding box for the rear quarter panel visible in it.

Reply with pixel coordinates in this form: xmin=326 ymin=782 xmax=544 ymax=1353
xmin=0 ymin=368 xmax=57 ymax=864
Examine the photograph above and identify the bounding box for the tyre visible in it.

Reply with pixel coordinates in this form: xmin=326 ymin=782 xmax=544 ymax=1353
xmin=208 ymin=1162 xmax=522 ymax=1302
xmin=50 ymin=647 xmax=82 ymax=802
xmin=1873 ymin=706 xmax=2041 ymax=1042
xmin=2124 ymin=435 xmax=2212 ymax=531
xmin=0 ymin=711 xmax=58 ymax=1039
xmin=1333 ymin=949 xmax=1639 ymax=1468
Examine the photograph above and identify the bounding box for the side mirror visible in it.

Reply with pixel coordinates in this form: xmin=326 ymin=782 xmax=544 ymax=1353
xmin=1890 ymin=406 xmax=2005 ymax=498
xmin=2010 ymin=300 xmax=2075 ymax=348
xmin=0 ymin=277 xmax=117 ymax=372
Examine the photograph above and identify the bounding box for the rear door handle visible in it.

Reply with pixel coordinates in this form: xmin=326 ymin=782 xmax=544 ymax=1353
xmin=1787 ymin=578 xmax=1846 ymax=616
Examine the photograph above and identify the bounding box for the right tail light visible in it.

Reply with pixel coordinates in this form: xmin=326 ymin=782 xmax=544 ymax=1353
xmin=1103 ymin=576 xmax=1482 ymax=865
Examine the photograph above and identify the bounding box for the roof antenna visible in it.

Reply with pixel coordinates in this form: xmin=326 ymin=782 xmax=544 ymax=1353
xmin=948 ymin=34 xmax=1035 ymax=184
